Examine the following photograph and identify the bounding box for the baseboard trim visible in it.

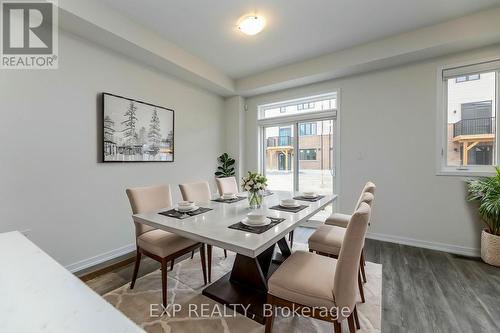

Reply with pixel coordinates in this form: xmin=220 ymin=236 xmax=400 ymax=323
xmin=65 ymin=243 xmax=136 ymax=273
xmin=366 ymin=232 xmax=480 ymax=257
xmin=65 ymin=231 xmax=480 ymax=274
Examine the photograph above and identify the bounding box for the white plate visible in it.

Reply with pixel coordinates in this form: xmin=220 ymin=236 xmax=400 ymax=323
xmin=280 ymin=203 xmax=300 ymax=208
xmin=175 ymin=205 xmax=199 ymax=212
xmin=241 ymin=217 xmax=271 ymax=227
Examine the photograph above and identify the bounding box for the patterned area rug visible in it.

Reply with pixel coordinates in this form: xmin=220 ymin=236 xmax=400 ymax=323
xmin=104 ymin=244 xmax=381 ymax=332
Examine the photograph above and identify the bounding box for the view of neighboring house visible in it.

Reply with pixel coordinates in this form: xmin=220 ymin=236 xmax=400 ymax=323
xmin=447 ymin=72 xmax=496 ymax=166
xmin=265 ymin=121 xmax=334 ymax=172
xmin=264 ymin=98 xmax=336 ymax=172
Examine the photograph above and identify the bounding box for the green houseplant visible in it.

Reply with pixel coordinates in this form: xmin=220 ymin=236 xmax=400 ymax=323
xmin=467 ymin=167 xmax=500 ymax=266
xmin=215 ymin=153 xmax=235 ymax=178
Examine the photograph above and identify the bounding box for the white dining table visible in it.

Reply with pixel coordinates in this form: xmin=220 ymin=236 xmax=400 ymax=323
xmin=0 ymin=231 xmax=144 ymax=333
xmin=133 ymin=191 xmax=336 ymax=323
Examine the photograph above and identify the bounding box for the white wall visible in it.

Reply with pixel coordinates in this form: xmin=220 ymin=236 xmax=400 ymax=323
xmin=223 ymin=96 xmax=245 ymax=180
xmin=243 ymin=45 xmax=500 ymax=256
xmin=0 ymin=31 xmax=225 ymax=270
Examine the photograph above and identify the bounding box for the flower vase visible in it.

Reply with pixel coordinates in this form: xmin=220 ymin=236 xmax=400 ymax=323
xmin=248 ymin=191 xmax=263 ymax=209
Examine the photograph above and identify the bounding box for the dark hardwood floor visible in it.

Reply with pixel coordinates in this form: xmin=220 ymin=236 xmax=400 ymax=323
xmin=85 ymin=227 xmax=500 ymax=332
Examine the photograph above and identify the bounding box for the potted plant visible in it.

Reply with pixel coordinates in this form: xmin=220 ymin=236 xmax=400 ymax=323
xmin=215 ymin=153 xmax=235 ymax=178
xmin=467 ymin=167 xmax=500 ymax=266
xmin=241 ymin=171 xmax=268 ymax=209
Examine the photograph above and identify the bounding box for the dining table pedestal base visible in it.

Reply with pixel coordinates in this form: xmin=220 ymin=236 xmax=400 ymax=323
xmin=201 ymin=237 xmax=291 ymax=324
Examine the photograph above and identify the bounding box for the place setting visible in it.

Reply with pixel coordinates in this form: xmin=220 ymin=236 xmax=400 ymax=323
xmin=159 ymin=201 xmax=212 ymax=219
xmin=228 ymin=212 xmax=286 ymax=234
xmin=293 ymin=191 xmax=325 ymax=202
xmin=269 ymin=198 xmax=309 ymax=213
xmin=211 ymin=192 xmax=246 ymax=203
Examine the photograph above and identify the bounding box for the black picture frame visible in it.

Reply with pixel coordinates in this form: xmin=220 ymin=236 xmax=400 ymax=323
xmin=101 ymin=92 xmax=175 ymax=163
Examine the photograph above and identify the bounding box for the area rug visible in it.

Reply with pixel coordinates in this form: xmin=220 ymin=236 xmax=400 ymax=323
xmin=103 ymin=244 xmax=381 ymax=332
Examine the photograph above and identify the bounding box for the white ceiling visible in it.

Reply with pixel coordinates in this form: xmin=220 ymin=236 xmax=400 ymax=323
xmin=100 ymin=0 xmax=500 ymax=79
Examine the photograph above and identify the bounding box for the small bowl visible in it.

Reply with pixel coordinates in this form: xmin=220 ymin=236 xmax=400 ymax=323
xmin=222 ymin=193 xmax=237 ymax=199
xmin=281 ymin=199 xmax=298 ymax=207
xmin=178 ymin=201 xmax=194 ymax=207
xmin=303 ymin=192 xmax=317 ymax=198
xmin=247 ymin=213 xmax=266 ymax=224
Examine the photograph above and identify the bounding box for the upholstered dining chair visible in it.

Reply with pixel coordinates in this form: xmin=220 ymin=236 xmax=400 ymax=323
xmin=215 ymin=176 xmax=239 ymax=196
xmin=126 ymin=185 xmax=207 ymax=307
xmin=325 ymin=181 xmax=376 ymax=228
xmin=179 ymin=181 xmax=227 ymax=282
xmin=308 ymin=192 xmax=374 ymax=303
xmin=324 ymin=181 xmax=376 ymax=284
xmin=265 ymin=202 xmax=372 ymax=333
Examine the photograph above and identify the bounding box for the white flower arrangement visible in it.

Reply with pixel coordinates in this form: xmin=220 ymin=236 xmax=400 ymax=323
xmin=241 ymin=171 xmax=267 ymax=193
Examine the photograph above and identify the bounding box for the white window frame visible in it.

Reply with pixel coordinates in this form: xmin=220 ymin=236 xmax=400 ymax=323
xmin=258 ymin=92 xmax=337 ymax=120
xmin=436 ymin=57 xmax=500 ymax=176
xmin=257 ymin=91 xmax=341 ymax=205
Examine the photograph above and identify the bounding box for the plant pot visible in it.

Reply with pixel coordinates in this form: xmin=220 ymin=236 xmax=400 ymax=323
xmin=481 ymin=229 xmax=500 ymax=267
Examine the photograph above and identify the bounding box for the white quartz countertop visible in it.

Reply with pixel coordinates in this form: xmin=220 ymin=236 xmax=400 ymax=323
xmin=134 ymin=191 xmax=336 ymax=257
xmin=0 ymin=231 xmax=144 ymax=333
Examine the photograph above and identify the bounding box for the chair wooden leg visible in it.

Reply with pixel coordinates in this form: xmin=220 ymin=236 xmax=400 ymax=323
xmin=170 ymin=259 xmax=174 ymax=271
xmin=360 ymin=251 xmax=367 ymax=283
xmin=264 ymin=304 xmax=275 ymax=333
xmin=224 ymin=249 xmax=227 ymax=258
xmin=191 ymin=250 xmax=195 ymax=259
xmin=161 ymin=259 xmax=168 ymax=307
xmin=200 ymin=244 xmax=207 ymax=285
xmin=130 ymin=250 xmax=141 ymax=289
xmin=334 ymin=321 xmax=342 ymax=333
xmin=207 ymin=244 xmax=212 ymax=283
xmin=353 ymin=306 xmax=360 ymax=329
xmin=348 ymin=313 xmax=356 ymax=333
xmin=358 ymin=270 xmax=365 ymax=303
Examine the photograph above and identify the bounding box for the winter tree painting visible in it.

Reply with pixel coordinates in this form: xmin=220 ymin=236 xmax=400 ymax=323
xmin=103 ymin=93 xmax=174 ymax=162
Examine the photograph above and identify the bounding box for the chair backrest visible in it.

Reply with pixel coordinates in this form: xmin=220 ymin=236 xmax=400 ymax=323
xmin=333 ymin=202 xmax=371 ymax=317
xmin=215 ymin=177 xmax=239 ymax=196
xmin=179 ymin=181 xmax=211 ymax=202
xmin=126 ymin=185 xmax=173 ymax=237
xmin=354 ymin=181 xmax=376 ymax=211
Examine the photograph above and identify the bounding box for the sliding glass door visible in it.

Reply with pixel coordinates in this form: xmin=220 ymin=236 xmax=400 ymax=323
xmin=262 ymin=118 xmax=335 ymax=195
xmin=298 ymin=119 xmax=335 ymax=195
xmin=263 ymin=125 xmax=295 ymax=191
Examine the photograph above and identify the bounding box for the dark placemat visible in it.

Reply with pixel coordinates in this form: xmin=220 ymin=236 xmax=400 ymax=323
xmin=159 ymin=207 xmax=212 ymax=219
xmin=293 ymin=195 xmax=325 ymax=202
xmin=269 ymin=204 xmax=308 ymax=213
xmin=228 ymin=217 xmax=285 ymax=234
xmin=211 ymin=196 xmax=246 ymax=204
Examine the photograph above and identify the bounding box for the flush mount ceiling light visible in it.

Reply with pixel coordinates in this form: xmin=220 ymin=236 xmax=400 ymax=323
xmin=237 ymin=15 xmax=266 ymax=36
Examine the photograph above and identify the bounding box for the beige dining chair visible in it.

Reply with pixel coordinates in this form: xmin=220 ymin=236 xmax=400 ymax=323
xmin=325 ymin=181 xmax=376 ymax=228
xmin=265 ymin=202 xmax=371 ymax=333
xmin=126 ymin=185 xmax=207 ymax=307
xmin=308 ymin=192 xmax=374 ymax=302
xmin=179 ymin=181 xmax=227 ymax=282
xmin=215 ymin=176 xmax=239 ymax=196
xmin=324 ymin=181 xmax=376 ymax=284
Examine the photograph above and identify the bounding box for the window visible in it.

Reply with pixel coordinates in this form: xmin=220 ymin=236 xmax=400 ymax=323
xmin=259 ymin=93 xmax=336 ymax=119
xmin=299 ymin=149 xmax=317 ymax=160
xmin=456 ymin=74 xmax=481 ymax=83
xmin=299 ymin=122 xmax=317 ymax=135
xmin=438 ymin=59 xmax=500 ymax=175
